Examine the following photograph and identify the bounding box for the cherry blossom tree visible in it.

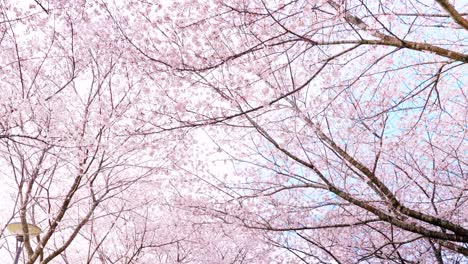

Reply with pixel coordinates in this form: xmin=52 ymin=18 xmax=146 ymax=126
xmin=107 ymin=0 xmax=467 ymax=262
xmin=0 ymin=0 xmax=467 ymax=263
xmin=0 ymin=1 xmax=274 ymax=263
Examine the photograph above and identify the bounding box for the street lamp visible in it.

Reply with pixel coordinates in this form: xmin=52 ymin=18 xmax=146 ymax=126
xmin=6 ymin=222 xmax=42 ymax=264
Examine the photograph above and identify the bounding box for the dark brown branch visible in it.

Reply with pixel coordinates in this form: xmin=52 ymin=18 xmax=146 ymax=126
xmin=435 ymin=0 xmax=468 ymax=30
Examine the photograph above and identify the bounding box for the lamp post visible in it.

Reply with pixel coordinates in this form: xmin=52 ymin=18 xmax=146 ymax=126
xmin=6 ymin=222 xmax=42 ymax=264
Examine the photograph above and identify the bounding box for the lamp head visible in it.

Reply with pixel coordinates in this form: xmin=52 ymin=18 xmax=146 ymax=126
xmin=6 ymin=222 xmax=42 ymax=241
